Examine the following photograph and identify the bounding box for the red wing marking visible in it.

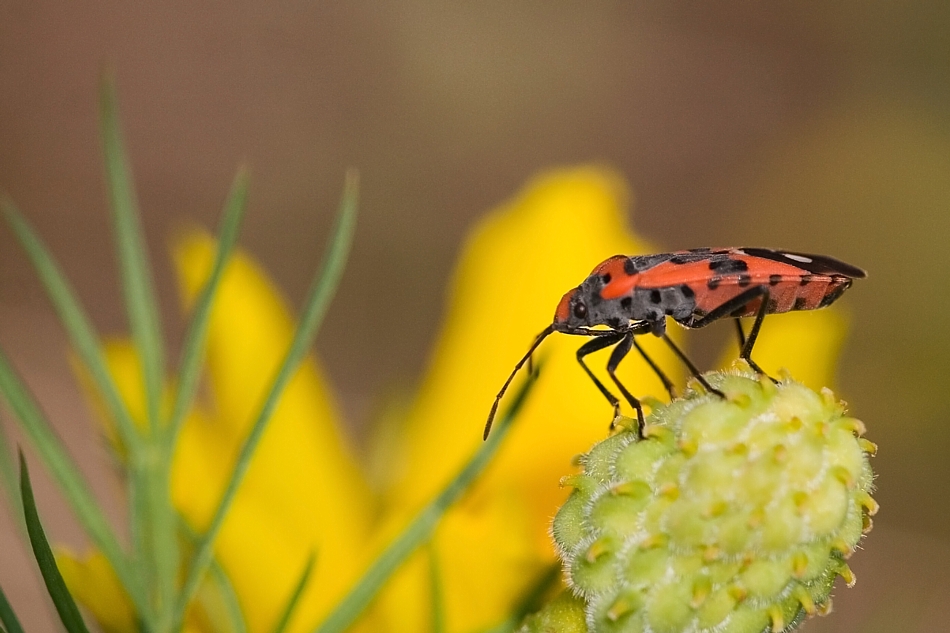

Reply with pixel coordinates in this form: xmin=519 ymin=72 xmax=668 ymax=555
xmin=599 ymin=256 xmax=808 ymax=301
xmin=596 ymin=257 xmax=639 ymax=299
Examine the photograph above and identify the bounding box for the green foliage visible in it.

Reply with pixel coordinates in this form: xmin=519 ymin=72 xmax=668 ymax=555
xmin=0 ymin=76 xmax=357 ymax=631
xmin=19 ymin=452 xmax=91 ymax=633
xmin=0 ymin=586 xmax=25 ymax=633
xmin=273 ymin=553 xmax=316 ymax=633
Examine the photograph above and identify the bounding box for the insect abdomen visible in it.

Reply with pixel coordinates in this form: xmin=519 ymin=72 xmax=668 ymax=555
xmin=691 ymin=274 xmax=853 ymax=318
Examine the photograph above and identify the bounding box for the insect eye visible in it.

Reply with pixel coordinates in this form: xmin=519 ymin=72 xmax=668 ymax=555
xmin=573 ymin=302 xmax=588 ymax=319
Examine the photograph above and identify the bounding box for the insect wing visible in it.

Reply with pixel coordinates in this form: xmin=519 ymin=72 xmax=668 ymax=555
xmin=616 ymin=249 xmax=862 ymax=318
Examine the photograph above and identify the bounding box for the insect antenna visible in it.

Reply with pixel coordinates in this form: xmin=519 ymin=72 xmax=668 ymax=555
xmin=483 ymin=324 xmax=555 ymax=440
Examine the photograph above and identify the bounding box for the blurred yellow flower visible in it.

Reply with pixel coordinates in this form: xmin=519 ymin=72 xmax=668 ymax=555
xmin=61 ymin=232 xmax=376 ymax=632
xmin=57 ymin=165 xmax=848 ymax=633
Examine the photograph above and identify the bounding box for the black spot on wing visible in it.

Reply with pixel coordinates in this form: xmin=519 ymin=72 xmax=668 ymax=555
xmin=707 ymin=276 xmax=722 ymax=290
xmin=626 ymin=253 xmax=675 ymax=273
xmin=737 ymin=273 xmax=753 ymax=288
xmin=800 ymin=274 xmax=814 ymax=286
xmin=794 ymin=296 xmax=808 ymax=311
xmin=602 ymin=273 xmax=612 ymax=284
xmin=669 ymin=247 xmax=733 ymax=265
xmin=739 ymin=248 xmax=867 ymax=279
xmin=620 ymin=297 xmax=632 ymax=309
xmin=679 ymin=284 xmax=695 ymax=299
xmin=769 ymin=274 xmax=783 ymax=286
xmin=650 ymin=289 xmax=662 ymax=304
xmin=708 ymin=258 xmax=749 ymax=273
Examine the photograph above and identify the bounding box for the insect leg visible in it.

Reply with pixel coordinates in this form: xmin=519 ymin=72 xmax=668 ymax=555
xmin=632 ymin=337 xmax=677 ymax=399
xmin=734 ymin=319 xmax=747 ymax=351
xmin=684 ymin=285 xmax=776 ymax=380
xmin=605 ymin=332 xmax=646 ymax=436
xmin=685 ymin=285 xmax=769 ymax=328
xmin=576 ymin=332 xmax=626 ymax=423
xmin=661 ymin=333 xmax=725 ymax=398
xmin=740 ymin=288 xmax=773 ymax=378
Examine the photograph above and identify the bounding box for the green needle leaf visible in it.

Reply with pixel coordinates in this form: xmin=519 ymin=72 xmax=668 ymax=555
xmin=0 ymin=415 xmax=18 ymax=514
xmin=0 ymin=197 xmax=141 ymax=452
xmin=0 ymin=349 xmax=145 ymax=613
xmin=174 ymin=171 xmax=359 ymax=624
xmin=0 ymin=196 xmax=149 ymax=610
xmin=273 ymin=552 xmax=316 ymax=633
xmin=0 ymin=585 xmax=25 ymax=633
xmin=208 ymin=558 xmax=249 ymax=633
xmin=168 ymin=167 xmax=249 ymax=446
xmin=0 ymin=415 xmax=26 ymax=543
xmin=0 ymin=195 xmax=151 ymax=613
xmin=99 ymin=74 xmax=165 ymax=436
xmin=100 ymin=74 xmax=176 ymax=619
xmin=428 ymin=544 xmax=446 ymax=633
xmin=19 ymin=451 xmax=92 ymax=633
xmin=313 ymin=364 xmax=541 ymax=633
xmin=179 ymin=517 xmax=247 ymax=633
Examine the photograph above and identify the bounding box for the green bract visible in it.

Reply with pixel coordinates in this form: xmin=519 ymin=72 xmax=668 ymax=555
xmin=546 ymin=367 xmax=877 ymax=633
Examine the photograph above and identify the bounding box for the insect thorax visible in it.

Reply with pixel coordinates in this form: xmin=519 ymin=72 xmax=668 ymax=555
xmin=573 ymin=275 xmax=697 ymax=330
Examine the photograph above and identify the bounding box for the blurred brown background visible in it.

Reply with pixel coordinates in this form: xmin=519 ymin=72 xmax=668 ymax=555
xmin=2 ymin=2 xmax=949 ymax=630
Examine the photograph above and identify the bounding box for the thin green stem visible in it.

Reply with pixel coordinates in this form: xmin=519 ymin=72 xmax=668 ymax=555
xmin=313 ymin=366 xmax=539 ymax=633
xmin=173 ymin=172 xmax=359 ymax=626
xmin=100 ymin=75 xmax=174 ymax=627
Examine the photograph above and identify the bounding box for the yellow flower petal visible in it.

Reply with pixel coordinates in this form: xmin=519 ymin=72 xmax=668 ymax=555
xmin=57 ymin=549 xmax=136 ymax=633
xmin=717 ymin=308 xmax=848 ymax=390
xmin=380 ymin=166 xmax=681 ymax=631
xmin=169 ymin=231 xmax=377 ymax=631
xmin=58 ymin=547 xmax=239 ymax=633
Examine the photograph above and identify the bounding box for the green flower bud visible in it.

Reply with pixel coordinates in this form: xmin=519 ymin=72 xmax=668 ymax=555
xmin=519 ymin=591 xmax=588 ymax=633
xmin=549 ymin=367 xmax=877 ymax=633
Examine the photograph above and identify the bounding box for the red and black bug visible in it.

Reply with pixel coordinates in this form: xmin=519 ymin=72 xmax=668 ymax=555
xmin=484 ymin=247 xmax=866 ymax=439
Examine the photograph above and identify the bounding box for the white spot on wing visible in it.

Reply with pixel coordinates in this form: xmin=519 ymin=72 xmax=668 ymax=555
xmin=784 ymin=253 xmax=812 ymax=263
